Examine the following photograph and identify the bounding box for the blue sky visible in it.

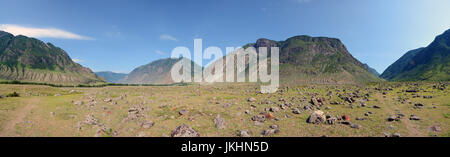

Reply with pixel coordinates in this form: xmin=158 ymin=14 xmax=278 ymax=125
xmin=0 ymin=0 xmax=449 ymax=73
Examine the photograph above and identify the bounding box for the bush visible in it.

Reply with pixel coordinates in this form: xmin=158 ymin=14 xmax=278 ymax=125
xmin=6 ymin=92 xmax=20 ymax=97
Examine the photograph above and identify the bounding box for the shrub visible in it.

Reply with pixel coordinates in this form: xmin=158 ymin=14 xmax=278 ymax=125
xmin=6 ymin=92 xmax=20 ymax=97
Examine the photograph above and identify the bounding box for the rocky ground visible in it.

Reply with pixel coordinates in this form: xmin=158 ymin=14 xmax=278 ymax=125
xmin=0 ymin=82 xmax=448 ymax=137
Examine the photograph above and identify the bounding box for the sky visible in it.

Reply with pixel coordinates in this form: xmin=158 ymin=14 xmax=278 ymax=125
xmin=0 ymin=0 xmax=449 ymax=74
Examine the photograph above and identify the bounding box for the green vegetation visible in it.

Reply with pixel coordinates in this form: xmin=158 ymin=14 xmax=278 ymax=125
xmin=0 ymin=31 xmax=104 ymax=84
xmin=381 ymin=29 xmax=450 ymax=81
xmin=6 ymin=91 xmax=20 ymax=97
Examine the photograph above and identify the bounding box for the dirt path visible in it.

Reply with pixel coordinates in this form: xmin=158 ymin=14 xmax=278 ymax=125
xmin=0 ymin=97 xmax=39 ymax=137
xmin=401 ymin=116 xmax=423 ymax=137
xmin=376 ymin=93 xmax=424 ymax=137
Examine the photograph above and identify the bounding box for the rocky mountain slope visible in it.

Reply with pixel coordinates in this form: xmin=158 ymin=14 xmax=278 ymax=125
xmin=364 ymin=63 xmax=380 ymax=77
xmin=119 ymin=58 xmax=201 ymax=84
xmin=381 ymin=28 xmax=450 ymax=81
xmin=207 ymin=35 xmax=380 ymax=85
xmin=0 ymin=31 xmax=104 ymax=84
xmin=95 ymin=71 xmax=127 ymax=83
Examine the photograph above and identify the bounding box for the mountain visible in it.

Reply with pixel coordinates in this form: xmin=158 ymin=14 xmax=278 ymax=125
xmin=207 ymin=35 xmax=380 ymax=84
xmin=380 ymin=48 xmax=424 ymax=80
xmin=95 ymin=71 xmax=127 ymax=83
xmin=119 ymin=58 xmax=201 ymax=84
xmin=363 ymin=63 xmax=380 ymax=77
xmin=0 ymin=31 xmax=104 ymax=84
xmin=381 ymin=29 xmax=450 ymax=81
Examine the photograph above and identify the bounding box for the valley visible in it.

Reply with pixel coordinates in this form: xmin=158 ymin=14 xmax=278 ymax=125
xmin=0 ymin=82 xmax=448 ymax=137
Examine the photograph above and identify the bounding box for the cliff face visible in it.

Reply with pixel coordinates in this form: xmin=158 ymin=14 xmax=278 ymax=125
xmin=0 ymin=31 xmax=104 ymax=84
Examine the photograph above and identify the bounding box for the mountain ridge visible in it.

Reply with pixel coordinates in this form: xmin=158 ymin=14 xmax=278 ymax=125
xmin=0 ymin=31 xmax=105 ymax=84
xmin=381 ymin=28 xmax=450 ymax=81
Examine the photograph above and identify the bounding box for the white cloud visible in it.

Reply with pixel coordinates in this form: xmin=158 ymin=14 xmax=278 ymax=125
xmin=159 ymin=34 xmax=177 ymax=41
xmin=72 ymin=58 xmax=84 ymax=63
xmin=155 ymin=50 xmax=166 ymax=55
xmin=0 ymin=24 xmax=94 ymax=40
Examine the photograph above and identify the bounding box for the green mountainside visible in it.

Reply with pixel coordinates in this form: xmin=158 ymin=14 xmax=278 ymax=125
xmin=95 ymin=71 xmax=127 ymax=83
xmin=0 ymin=31 xmax=104 ymax=84
xmin=381 ymin=28 xmax=450 ymax=81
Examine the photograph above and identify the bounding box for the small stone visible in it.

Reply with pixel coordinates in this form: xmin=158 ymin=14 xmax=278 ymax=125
xmin=350 ymin=124 xmax=361 ymax=129
xmin=342 ymin=115 xmax=350 ymax=121
xmin=409 ymin=114 xmax=420 ymax=121
xmin=73 ymin=101 xmax=83 ymax=106
xmin=292 ymin=108 xmax=301 ymax=114
xmin=392 ymin=133 xmax=401 ymax=137
xmin=269 ymin=107 xmax=280 ymax=112
xmin=251 ymin=115 xmax=266 ymax=122
xmin=387 ymin=115 xmax=397 ymax=122
xmin=141 ymin=121 xmax=155 ymax=129
xmin=171 ymin=124 xmax=200 ymax=137
xmin=179 ymin=109 xmax=188 ymax=115
xmin=430 ymin=125 xmax=442 ymax=132
xmin=239 ymin=130 xmax=250 ymax=137
xmin=247 ymin=97 xmax=256 ymax=102
xmin=214 ymin=115 xmax=226 ymax=129
xmin=326 ymin=116 xmax=338 ymax=125
xmin=355 ymin=117 xmax=366 ymax=121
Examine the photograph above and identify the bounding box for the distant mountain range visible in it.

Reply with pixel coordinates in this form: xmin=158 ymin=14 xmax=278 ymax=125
xmin=364 ymin=63 xmax=380 ymax=77
xmin=0 ymin=28 xmax=448 ymax=85
xmin=0 ymin=31 xmax=104 ymax=84
xmin=381 ymin=28 xmax=450 ymax=81
xmin=95 ymin=71 xmax=127 ymax=83
xmin=118 ymin=58 xmax=201 ymax=84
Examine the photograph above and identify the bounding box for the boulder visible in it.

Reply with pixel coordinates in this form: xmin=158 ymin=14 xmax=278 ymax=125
xmin=307 ymin=110 xmax=326 ymax=124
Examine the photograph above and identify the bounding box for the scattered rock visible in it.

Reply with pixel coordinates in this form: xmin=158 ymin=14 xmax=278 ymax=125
xmin=387 ymin=115 xmax=397 ymax=122
xmin=239 ymin=130 xmax=250 ymax=137
xmin=171 ymin=124 xmax=200 ymax=137
xmin=104 ymin=98 xmax=112 ymax=102
xmin=73 ymin=101 xmax=83 ymax=106
xmin=350 ymin=124 xmax=361 ymax=129
xmin=269 ymin=107 xmax=280 ymax=112
xmin=251 ymin=115 xmax=266 ymax=122
xmin=392 ymin=133 xmax=401 ymax=137
xmin=214 ymin=115 xmax=226 ymax=129
xmin=430 ymin=125 xmax=442 ymax=132
xmin=83 ymin=114 xmax=98 ymax=125
xmin=179 ymin=109 xmax=189 ymax=115
xmin=292 ymin=108 xmax=301 ymax=114
xmin=339 ymin=121 xmax=351 ymax=125
xmin=326 ymin=116 xmax=338 ymax=125
xmin=414 ymin=103 xmax=424 ymax=109
xmin=409 ymin=114 xmax=420 ymax=121
xmin=141 ymin=121 xmax=155 ymax=129
xmin=247 ymin=97 xmax=256 ymax=102
xmin=342 ymin=115 xmax=350 ymax=121
xmin=355 ymin=117 xmax=366 ymax=121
